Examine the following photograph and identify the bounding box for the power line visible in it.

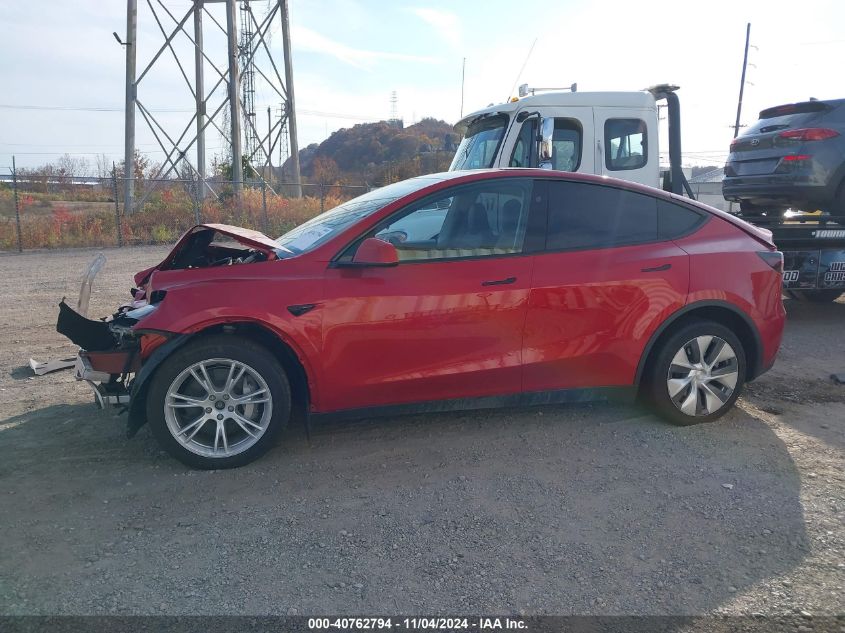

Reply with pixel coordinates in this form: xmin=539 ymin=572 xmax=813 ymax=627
xmin=0 ymin=103 xmax=192 ymax=113
xmin=0 ymin=103 xmax=384 ymax=121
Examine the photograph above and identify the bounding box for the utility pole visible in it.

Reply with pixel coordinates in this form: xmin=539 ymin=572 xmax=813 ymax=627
xmin=193 ymin=0 xmax=206 ymax=198
xmin=12 ymin=156 xmax=22 ymax=253
xmin=733 ymin=23 xmax=751 ymax=138
xmin=226 ymin=0 xmax=243 ymax=194
xmin=124 ymin=0 xmax=137 ymax=213
xmin=280 ymin=0 xmax=302 ymax=197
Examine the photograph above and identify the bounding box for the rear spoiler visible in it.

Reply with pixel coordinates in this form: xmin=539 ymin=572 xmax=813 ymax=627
xmin=759 ymin=101 xmax=830 ymax=119
xmin=678 ymin=194 xmax=775 ymax=247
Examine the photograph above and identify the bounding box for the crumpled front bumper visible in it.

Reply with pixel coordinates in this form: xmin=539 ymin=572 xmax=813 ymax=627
xmin=57 ymin=299 xmax=143 ymax=409
xmin=73 ymin=352 xmax=134 ymax=408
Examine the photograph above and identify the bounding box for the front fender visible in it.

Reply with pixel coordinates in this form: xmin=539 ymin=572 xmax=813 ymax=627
xmin=126 ymin=333 xmax=191 ymax=438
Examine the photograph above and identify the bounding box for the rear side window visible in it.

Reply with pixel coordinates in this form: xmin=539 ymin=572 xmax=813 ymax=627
xmin=605 ymin=118 xmax=647 ymax=171
xmin=657 ymin=200 xmax=706 ymax=240
xmin=546 ymin=181 xmax=657 ymax=250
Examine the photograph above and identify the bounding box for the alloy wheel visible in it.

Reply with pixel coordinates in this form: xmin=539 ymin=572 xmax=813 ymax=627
xmin=666 ymin=336 xmax=739 ymax=417
xmin=163 ymin=358 xmax=273 ymax=458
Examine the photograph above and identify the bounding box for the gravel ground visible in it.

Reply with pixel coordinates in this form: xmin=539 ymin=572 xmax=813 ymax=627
xmin=0 ymin=246 xmax=843 ymax=617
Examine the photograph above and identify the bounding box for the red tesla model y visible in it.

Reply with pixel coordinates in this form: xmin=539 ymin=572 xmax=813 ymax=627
xmin=58 ymin=170 xmax=785 ymax=468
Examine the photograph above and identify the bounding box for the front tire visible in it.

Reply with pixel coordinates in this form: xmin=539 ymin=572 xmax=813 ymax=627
xmin=646 ymin=320 xmax=746 ymax=426
xmin=146 ymin=335 xmax=290 ymax=469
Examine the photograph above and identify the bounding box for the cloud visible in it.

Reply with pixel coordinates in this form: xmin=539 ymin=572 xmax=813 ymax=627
xmin=291 ymin=24 xmax=441 ymax=70
xmin=409 ymin=8 xmax=461 ymax=49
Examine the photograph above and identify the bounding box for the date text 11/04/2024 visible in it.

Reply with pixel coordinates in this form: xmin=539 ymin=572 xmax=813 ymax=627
xmin=307 ymin=617 xmax=528 ymax=630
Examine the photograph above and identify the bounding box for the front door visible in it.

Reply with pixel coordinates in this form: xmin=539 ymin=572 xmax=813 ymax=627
xmin=319 ymin=177 xmax=543 ymax=413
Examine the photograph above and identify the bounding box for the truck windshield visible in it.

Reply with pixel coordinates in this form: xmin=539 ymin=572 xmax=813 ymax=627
xmin=449 ymin=114 xmax=508 ymax=170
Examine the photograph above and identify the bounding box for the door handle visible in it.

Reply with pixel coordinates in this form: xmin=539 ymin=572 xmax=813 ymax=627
xmin=481 ymin=276 xmax=517 ymax=286
xmin=641 ymin=263 xmax=672 ymax=272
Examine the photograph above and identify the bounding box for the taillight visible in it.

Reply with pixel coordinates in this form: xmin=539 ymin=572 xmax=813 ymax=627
xmin=778 ymin=128 xmax=839 ymax=141
xmin=775 ymin=155 xmax=812 ymax=173
xmin=730 ymin=137 xmax=741 ymax=149
xmin=757 ymin=251 xmax=784 ymax=273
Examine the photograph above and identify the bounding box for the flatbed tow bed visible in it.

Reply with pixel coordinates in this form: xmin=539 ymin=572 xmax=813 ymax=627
xmin=740 ymin=212 xmax=845 ymax=301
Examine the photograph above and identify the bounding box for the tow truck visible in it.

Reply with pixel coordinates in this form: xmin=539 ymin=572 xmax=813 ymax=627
xmin=448 ymin=84 xmax=845 ymax=302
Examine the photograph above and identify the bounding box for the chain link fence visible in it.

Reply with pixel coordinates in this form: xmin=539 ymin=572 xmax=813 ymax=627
xmin=0 ymin=171 xmax=370 ymax=252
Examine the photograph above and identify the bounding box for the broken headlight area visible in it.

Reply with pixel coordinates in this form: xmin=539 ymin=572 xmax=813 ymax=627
xmin=57 ymin=299 xmax=166 ymax=409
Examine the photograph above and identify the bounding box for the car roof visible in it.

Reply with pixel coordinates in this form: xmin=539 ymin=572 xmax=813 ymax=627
xmin=406 ymin=168 xmax=672 ymax=199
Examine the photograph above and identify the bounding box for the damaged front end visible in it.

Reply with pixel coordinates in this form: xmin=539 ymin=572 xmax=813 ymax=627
xmin=57 ymin=298 xmax=166 ymax=409
xmin=55 ymin=223 xmax=283 ymax=434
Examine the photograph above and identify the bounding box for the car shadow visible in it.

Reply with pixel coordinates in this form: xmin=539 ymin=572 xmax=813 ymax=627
xmin=1 ymin=398 xmax=808 ymax=617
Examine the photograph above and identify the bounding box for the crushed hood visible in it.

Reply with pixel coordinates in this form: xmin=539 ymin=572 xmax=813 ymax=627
xmin=197 ymin=223 xmax=281 ymax=251
xmin=134 ymin=224 xmax=281 ymax=286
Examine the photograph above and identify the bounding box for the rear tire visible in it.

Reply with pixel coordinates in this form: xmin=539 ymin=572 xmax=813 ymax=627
xmin=146 ymin=335 xmax=290 ymax=469
xmin=786 ymin=289 xmax=843 ymax=303
xmin=646 ymin=320 xmax=746 ymax=426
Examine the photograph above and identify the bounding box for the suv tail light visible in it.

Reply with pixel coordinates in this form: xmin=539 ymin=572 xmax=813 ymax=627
xmin=757 ymin=251 xmax=784 ymax=273
xmin=777 ymin=128 xmax=840 ymax=141
xmin=774 ymin=155 xmax=812 ymax=173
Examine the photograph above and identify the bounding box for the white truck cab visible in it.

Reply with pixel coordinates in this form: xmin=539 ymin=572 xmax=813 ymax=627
xmin=449 ymin=84 xmax=693 ymax=197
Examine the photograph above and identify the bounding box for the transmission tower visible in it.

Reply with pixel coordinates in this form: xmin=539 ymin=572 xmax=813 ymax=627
xmin=239 ymin=0 xmax=260 ymax=170
xmin=388 ymin=90 xmax=400 ymax=128
xmin=122 ymin=0 xmax=302 ymax=213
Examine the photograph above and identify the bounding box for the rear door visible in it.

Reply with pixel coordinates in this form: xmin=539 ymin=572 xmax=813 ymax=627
xmin=522 ymin=180 xmax=690 ymax=393
xmin=593 ymin=107 xmax=659 ymax=187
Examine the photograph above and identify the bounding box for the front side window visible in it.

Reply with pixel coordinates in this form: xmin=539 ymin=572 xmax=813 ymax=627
xmin=509 ymin=119 xmax=537 ymax=168
xmin=509 ymin=118 xmax=582 ymax=171
xmin=546 ymin=181 xmax=657 ymax=251
xmin=605 ymin=118 xmax=647 ymax=171
xmin=449 ymin=114 xmax=508 ymax=171
xmin=362 ymin=179 xmax=534 ymax=262
xmin=276 ymin=178 xmax=440 ymax=254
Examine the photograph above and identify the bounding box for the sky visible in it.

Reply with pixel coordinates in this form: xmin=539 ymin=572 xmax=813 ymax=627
xmin=1 ymin=0 xmax=844 ymax=173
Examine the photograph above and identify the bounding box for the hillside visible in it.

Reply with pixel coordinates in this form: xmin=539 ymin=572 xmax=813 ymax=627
xmin=283 ymin=117 xmax=457 ymax=185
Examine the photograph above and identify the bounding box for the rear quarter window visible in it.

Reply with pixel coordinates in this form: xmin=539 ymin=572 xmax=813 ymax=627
xmin=657 ymin=200 xmax=706 ymax=240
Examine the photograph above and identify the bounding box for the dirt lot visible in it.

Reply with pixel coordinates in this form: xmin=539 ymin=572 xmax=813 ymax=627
xmin=0 ymin=246 xmax=843 ymax=617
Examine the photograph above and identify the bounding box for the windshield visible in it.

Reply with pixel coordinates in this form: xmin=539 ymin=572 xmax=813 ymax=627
xmin=276 ymin=177 xmax=442 ymax=254
xmin=449 ymin=114 xmax=508 ymax=171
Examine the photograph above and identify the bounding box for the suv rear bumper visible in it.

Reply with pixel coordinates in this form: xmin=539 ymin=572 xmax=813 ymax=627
xmin=722 ymin=176 xmax=837 ymax=209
